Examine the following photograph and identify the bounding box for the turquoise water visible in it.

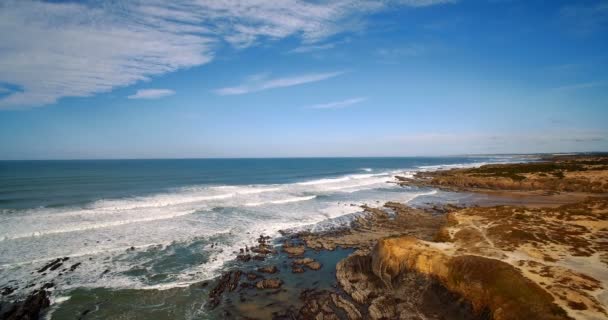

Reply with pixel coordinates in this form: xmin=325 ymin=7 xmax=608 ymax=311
xmin=0 ymin=156 xmax=521 ymax=318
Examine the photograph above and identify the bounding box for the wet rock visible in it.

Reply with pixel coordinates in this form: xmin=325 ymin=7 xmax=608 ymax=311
xmin=1 ymin=286 xmax=16 ymax=296
xmin=1 ymin=289 xmax=50 ymax=320
xmin=40 ymin=283 xmax=54 ymax=290
xmin=306 ymin=261 xmax=321 ymax=271
xmin=251 ymin=246 xmax=273 ymax=255
xmin=296 ymin=290 xmax=341 ymax=320
xmin=37 ymin=257 xmax=69 ymax=273
xmin=253 ymin=255 xmax=266 ymax=261
xmin=240 ymin=282 xmax=253 ymax=290
xmin=246 ymin=273 xmax=259 ymax=281
xmin=255 ymin=279 xmax=282 ymax=289
xmin=208 ymin=272 xmax=232 ymax=309
xmin=79 ymin=309 xmax=92 ymax=319
xmin=228 ymin=271 xmax=242 ymax=292
xmin=292 ymin=258 xmax=314 ymax=265
xmin=283 ymin=246 xmax=306 ymax=257
xmin=291 ymin=266 xmax=305 ymax=273
xmin=292 ymin=258 xmax=321 ymax=271
xmin=236 ymin=254 xmax=251 ymax=262
xmin=258 ymin=266 xmax=278 ymax=274
xmin=69 ymin=262 xmax=81 ymax=272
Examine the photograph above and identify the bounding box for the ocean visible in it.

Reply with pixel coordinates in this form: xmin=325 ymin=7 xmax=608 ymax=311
xmin=0 ymin=156 xmax=522 ymax=318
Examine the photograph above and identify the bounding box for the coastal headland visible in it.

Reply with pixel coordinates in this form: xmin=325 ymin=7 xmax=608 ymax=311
xmin=2 ymin=155 xmax=607 ymax=320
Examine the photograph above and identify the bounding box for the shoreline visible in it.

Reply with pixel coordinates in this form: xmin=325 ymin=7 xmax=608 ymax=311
xmin=2 ymin=155 xmax=607 ymax=319
xmin=206 ymin=155 xmax=608 ymax=319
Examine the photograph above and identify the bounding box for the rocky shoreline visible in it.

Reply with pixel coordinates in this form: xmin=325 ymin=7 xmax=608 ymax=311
xmin=3 ymin=155 xmax=607 ymax=319
xmin=207 ymin=155 xmax=608 ymax=319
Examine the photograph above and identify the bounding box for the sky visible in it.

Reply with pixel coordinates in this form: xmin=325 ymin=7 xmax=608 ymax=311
xmin=0 ymin=0 xmax=607 ymax=159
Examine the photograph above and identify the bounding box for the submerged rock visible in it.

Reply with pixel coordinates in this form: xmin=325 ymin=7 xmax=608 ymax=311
xmin=1 ymin=289 xmax=50 ymax=320
xmin=292 ymin=258 xmax=321 ymax=271
xmin=255 ymin=278 xmax=282 ymax=289
xmin=291 ymin=266 xmax=305 ymax=274
xmin=258 ymin=266 xmax=278 ymax=274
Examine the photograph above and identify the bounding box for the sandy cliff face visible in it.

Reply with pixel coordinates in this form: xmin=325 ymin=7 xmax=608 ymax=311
xmin=370 ymin=237 xmax=569 ymax=320
xmin=332 ymin=198 xmax=608 ymax=320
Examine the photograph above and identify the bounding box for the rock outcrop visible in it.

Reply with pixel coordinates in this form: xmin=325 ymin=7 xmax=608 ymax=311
xmin=371 ymin=237 xmax=570 ymax=320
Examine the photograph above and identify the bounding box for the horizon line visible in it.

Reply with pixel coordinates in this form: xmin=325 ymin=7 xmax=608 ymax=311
xmin=1 ymin=152 xmax=607 ymax=161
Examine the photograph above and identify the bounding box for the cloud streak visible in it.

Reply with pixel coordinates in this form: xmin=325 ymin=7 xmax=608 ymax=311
xmin=306 ymin=97 xmax=367 ymax=109
xmin=215 ymin=71 xmax=345 ymax=95
xmin=0 ymin=0 xmax=453 ymax=109
xmin=128 ymin=89 xmax=175 ymax=100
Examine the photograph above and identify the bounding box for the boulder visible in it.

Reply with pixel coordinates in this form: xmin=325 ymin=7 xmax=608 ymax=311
xmin=255 ymin=278 xmax=282 ymax=289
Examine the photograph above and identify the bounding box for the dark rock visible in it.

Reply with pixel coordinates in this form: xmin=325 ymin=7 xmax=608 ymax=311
xmin=228 ymin=271 xmax=242 ymax=292
xmin=208 ymin=271 xmax=243 ymax=309
xmin=253 ymin=255 xmax=266 ymax=261
xmin=251 ymin=246 xmax=273 ymax=255
xmin=292 ymin=266 xmax=305 ymax=274
xmin=40 ymin=283 xmax=54 ymax=290
xmin=208 ymin=272 xmax=232 ymax=310
xmin=37 ymin=257 xmax=68 ymax=273
xmin=69 ymin=263 xmax=81 ymax=272
xmin=246 ymin=273 xmax=259 ymax=281
xmin=258 ymin=266 xmax=278 ymax=274
xmin=1 ymin=286 xmax=16 ymax=296
xmin=1 ymin=289 xmax=50 ymax=320
xmin=236 ymin=254 xmax=251 ymax=262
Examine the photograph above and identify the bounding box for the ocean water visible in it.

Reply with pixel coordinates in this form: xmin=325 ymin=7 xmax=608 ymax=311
xmin=0 ymin=156 xmax=521 ymax=316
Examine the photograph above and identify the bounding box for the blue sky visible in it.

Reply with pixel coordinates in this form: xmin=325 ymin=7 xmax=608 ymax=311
xmin=0 ymin=0 xmax=607 ymax=159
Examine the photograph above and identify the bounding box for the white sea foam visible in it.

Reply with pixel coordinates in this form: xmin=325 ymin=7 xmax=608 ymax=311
xmin=244 ymin=195 xmax=317 ymax=207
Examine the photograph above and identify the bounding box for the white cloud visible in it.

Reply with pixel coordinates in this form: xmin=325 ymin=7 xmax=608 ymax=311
xmin=0 ymin=0 xmax=454 ymax=109
xmin=128 ymin=89 xmax=175 ymax=100
xmin=550 ymin=81 xmax=607 ymax=92
xmin=306 ymin=97 xmax=367 ymax=109
xmin=215 ymin=71 xmax=345 ymax=95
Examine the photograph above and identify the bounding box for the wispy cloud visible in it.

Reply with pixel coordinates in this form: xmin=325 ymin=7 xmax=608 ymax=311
xmin=0 ymin=0 xmax=453 ymax=109
xmin=289 ymin=38 xmax=352 ymax=54
xmin=306 ymin=97 xmax=367 ymax=109
xmin=215 ymin=71 xmax=345 ymax=95
xmin=550 ymin=81 xmax=607 ymax=92
xmin=128 ymin=89 xmax=175 ymax=100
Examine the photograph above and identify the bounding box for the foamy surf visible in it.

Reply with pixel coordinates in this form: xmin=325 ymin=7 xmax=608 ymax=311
xmin=0 ymin=158 xmax=523 ymax=299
